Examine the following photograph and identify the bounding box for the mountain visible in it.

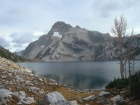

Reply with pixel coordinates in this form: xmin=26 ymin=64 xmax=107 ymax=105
xmin=0 ymin=45 xmax=29 ymax=62
xmin=14 ymin=50 xmax=24 ymax=56
xmin=22 ymin=21 xmax=140 ymax=61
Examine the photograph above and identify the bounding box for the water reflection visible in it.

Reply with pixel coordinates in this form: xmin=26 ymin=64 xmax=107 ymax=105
xmin=42 ymin=73 xmax=107 ymax=90
xmin=20 ymin=61 xmax=140 ymax=90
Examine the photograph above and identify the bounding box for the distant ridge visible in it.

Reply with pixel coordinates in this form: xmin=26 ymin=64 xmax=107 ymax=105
xmin=0 ymin=45 xmax=29 ymax=62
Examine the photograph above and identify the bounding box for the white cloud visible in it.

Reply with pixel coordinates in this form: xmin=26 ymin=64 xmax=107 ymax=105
xmin=10 ymin=32 xmax=38 ymax=44
xmin=0 ymin=36 xmax=10 ymax=48
xmin=133 ymin=28 xmax=140 ymax=35
xmin=34 ymin=32 xmax=45 ymax=36
xmin=10 ymin=31 xmax=41 ymax=51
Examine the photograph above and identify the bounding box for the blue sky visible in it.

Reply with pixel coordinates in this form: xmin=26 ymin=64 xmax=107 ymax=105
xmin=0 ymin=0 xmax=140 ymax=52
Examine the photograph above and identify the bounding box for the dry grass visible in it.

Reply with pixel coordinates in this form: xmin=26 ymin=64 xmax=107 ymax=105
xmin=48 ymin=85 xmax=103 ymax=105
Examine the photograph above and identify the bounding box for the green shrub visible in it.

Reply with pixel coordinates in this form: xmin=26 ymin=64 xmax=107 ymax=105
xmin=106 ymin=78 xmax=129 ymax=89
xmin=130 ymin=81 xmax=140 ymax=98
xmin=130 ymin=72 xmax=140 ymax=98
xmin=106 ymin=71 xmax=140 ymax=99
xmin=116 ymin=100 xmax=127 ymax=105
xmin=124 ymin=91 xmax=131 ymax=97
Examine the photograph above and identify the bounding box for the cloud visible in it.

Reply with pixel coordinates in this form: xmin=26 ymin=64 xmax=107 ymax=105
xmin=9 ymin=31 xmax=43 ymax=52
xmin=91 ymin=1 xmax=119 ymax=18
xmin=15 ymin=48 xmax=23 ymax=52
xmin=91 ymin=0 xmax=140 ymax=18
xmin=0 ymin=36 xmax=10 ymax=48
xmin=134 ymin=28 xmax=140 ymax=34
xmin=10 ymin=32 xmax=39 ymax=48
xmin=10 ymin=32 xmax=37 ymax=43
xmin=13 ymin=43 xmax=23 ymax=47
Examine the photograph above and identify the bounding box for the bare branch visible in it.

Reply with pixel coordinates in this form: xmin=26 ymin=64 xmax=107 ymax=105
xmin=111 ymin=15 xmax=127 ymax=78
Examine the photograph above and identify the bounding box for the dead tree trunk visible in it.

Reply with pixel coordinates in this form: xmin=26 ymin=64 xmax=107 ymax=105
xmin=111 ymin=16 xmax=127 ymax=79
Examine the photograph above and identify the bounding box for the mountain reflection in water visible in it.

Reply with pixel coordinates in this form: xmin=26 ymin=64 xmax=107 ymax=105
xmin=41 ymin=73 xmax=107 ymax=89
xmin=20 ymin=61 xmax=140 ymax=90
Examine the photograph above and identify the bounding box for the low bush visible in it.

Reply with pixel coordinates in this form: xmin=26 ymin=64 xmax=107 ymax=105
xmin=106 ymin=71 xmax=140 ymax=99
xmin=116 ymin=100 xmax=127 ymax=105
xmin=106 ymin=78 xmax=129 ymax=89
xmin=129 ymin=71 xmax=140 ymax=98
xmin=124 ymin=91 xmax=131 ymax=98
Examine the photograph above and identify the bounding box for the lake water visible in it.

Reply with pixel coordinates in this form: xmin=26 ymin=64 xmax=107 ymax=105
xmin=20 ymin=61 xmax=140 ymax=90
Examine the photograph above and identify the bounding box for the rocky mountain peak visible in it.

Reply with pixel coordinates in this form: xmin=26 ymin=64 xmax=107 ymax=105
xmin=52 ymin=21 xmax=72 ymax=28
xmin=50 ymin=21 xmax=73 ymax=35
xmin=75 ymin=25 xmax=81 ymax=28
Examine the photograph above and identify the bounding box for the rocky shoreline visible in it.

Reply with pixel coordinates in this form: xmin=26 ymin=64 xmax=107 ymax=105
xmin=0 ymin=56 xmax=138 ymax=105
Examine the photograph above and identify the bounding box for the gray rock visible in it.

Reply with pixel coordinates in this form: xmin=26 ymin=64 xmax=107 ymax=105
xmin=98 ymin=97 xmax=107 ymax=104
xmin=18 ymin=91 xmax=26 ymax=101
xmin=25 ymin=97 xmax=35 ymax=104
xmin=39 ymin=91 xmax=70 ymax=105
xmin=83 ymin=95 xmax=96 ymax=101
xmin=0 ymin=88 xmax=12 ymax=96
xmin=8 ymin=73 xmax=12 ymax=77
xmin=29 ymin=86 xmax=40 ymax=92
xmin=98 ymin=91 xmax=110 ymax=97
xmin=39 ymin=89 xmax=45 ymax=94
xmin=0 ymin=89 xmax=12 ymax=104
xmin=120 ymin=91 xmax=125 ymax=94
xmin=0 ymin=85 xmax=4 ymax=89
xmin=69 ymin=100 xmax=78 ymax=105
xmin=110 ymin=95 xmax=123 ymax=104
xmin=1 ymin=75 xmax=7 ymax=79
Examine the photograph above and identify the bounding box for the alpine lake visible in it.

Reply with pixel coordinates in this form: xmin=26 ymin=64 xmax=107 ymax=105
xmin=20 ymin=61 xmax=140 ymax=90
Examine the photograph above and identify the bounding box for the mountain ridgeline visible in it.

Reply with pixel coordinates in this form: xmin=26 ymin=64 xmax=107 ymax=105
xmin=21 ymin=21 xmax=140 ymax=62
xmin=0 ymin=46 xmax=29 ymax=62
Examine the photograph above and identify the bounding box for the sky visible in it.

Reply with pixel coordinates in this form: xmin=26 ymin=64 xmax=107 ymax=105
xmin=0 ymin=0 xmax=140 ymax=52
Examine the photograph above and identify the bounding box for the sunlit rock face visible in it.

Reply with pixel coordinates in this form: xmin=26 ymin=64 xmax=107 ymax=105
xmin=22 ymin=21 xmax=140 ymax=61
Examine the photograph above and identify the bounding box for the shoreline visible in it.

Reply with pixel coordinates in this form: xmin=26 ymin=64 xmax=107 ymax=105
xmin=1 ymin=56 xmax=140 ymax=104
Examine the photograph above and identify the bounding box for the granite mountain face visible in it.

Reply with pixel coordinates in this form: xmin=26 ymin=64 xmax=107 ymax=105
xmin=21 ymin=21 xmax=140 ymax=61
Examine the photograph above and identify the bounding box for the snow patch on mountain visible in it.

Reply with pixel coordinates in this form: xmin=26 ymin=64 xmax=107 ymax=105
xmin=53 ymin=32 xmax=62 ymax=39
